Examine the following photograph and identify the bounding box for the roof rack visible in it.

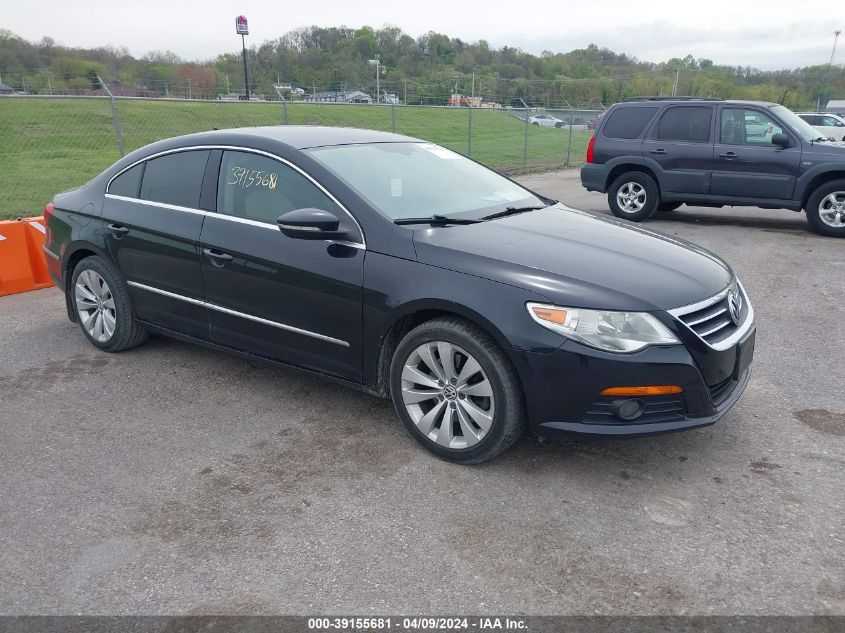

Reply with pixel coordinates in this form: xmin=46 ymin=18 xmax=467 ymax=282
xmin=623 ymin=96 xmax=720 ymax=102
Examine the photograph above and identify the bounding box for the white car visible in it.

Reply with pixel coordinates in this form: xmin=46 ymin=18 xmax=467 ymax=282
xmin=797 ymin=113 xmax=845 ymax=141
xmin=528 ymin=113 xmax=565 ymax=128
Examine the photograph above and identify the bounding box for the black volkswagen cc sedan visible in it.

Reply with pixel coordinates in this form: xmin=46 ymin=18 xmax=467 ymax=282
xmin=42 ymin=127 xmax=755 ymax=463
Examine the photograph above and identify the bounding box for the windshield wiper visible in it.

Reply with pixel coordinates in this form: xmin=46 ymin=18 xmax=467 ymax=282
xmin=480 ymin=205 xmax=548 ymax=221
xmin=394 ymin=214 xmax=483 ymax=226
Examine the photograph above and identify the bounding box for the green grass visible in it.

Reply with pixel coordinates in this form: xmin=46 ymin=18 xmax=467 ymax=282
xmin=0 ymin=98 xmax=590 ymax=219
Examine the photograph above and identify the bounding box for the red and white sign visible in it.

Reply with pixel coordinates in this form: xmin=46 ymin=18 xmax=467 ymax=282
xmin=235 ymin=15 xmax=249 ymax=35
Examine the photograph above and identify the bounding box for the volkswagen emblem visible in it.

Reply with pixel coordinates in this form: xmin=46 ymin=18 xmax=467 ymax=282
xmin=727 ymin=290 xmax=741 ymax=325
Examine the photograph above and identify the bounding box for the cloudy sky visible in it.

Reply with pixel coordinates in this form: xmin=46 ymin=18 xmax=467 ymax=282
xmin=5 ymin=0 xmax=844 ymax=70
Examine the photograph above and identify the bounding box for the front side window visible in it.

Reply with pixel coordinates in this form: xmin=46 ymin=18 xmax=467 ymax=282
xmin=108 ymin=163 xmax=144 ymax=198
xmin=656 ymin=106 xmax=713 ymax=142
xmin=821 ymin=116 xmax=844 ymax=127
xmin=216 ymin=150 xmax=340 ymax=224
xmin=602 ymin=106 xmax=658 ymax=139
xmin=140 ymin=150 xmax=210 ymax=208
xmin=305 ymin=142 xmax=545 ymax=221
xmin=720 ymin=108 xmax=784 ymax=146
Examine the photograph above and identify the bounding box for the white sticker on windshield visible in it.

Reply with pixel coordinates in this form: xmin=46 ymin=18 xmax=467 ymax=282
xmin=419 ymin=143 xmax=462 ymax=160
xmin=390 ymin=178 xmax=403 ymax=197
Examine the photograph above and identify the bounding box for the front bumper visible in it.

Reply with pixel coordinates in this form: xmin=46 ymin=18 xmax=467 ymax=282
xmin=511 ymin=327 xmax=755 ymax=438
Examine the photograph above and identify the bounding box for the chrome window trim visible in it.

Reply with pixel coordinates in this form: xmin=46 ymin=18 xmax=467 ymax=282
xmin=668 ymin=280 xmax=754 ymax=351
xmin=126 ymin=280 xmax=350 ymax=347
xmin=105 ymin=144 xmax=366 ymax=247
xmin=105 ymin=193 xmax=206 ymax=216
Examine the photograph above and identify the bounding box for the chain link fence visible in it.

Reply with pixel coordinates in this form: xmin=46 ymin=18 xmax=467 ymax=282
xmin=0 ymin=95 xmax=600 ymax=218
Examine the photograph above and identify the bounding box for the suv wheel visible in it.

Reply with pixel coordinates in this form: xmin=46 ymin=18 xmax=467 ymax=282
xmin=806 ymin=180 xmax=845 ymax=237
xmin=71 ymin=256 xmax=148 ymax=352
xmin=608 ymin=172 xmax=659 ymax=221
xmin=389 ymin=317 xmax=525 ymax=464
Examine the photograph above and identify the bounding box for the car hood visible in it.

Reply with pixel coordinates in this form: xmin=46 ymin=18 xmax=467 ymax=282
xmin=411 ymin=205 xmax=732 ymax=311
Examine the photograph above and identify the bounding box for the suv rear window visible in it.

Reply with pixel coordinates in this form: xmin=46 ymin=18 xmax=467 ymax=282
xmin=602 ymin=106 xmax=658 ymax=139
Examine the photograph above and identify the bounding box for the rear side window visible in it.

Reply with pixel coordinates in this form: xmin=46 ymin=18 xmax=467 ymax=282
xmin=801 ymin=115 xmax=820 ymax=125
xmin=216 ymin=150 xmax=340 ymax=224
xmin=656 ymin=106 xmax=713 ymax=142
xmin=140 ymin=150 xmax=210 ymax=209
xmin=108 ymin=163 xmax=144 ymax=198
xmin=602 ymin=107 xmax=658 ymax=139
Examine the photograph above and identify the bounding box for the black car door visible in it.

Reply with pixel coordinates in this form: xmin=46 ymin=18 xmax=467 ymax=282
xmin=710 ymin=106 xmax=802 ymax=199
xmin=103 ymin=149 xmax=211 ymax=338
xmin=198 ymin=149 xmax=365 ymax=381
xmin=642 ymin=105 xmax=715 ymax=195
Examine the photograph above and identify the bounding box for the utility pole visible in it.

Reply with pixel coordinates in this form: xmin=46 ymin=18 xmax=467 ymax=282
xmin=404 ymin=79 xmax=407 ymax=105
xmin=829 ymin=30 xmax=841 ymax=69
xmin=368 ymin=56 xmax=381 ymax=103
xmin=235 ymin=16 xmax=250 ymax=100
xmin=672 ymin=67 xmax=680 ymax=97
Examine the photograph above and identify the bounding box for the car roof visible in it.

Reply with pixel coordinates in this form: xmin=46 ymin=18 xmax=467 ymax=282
xmin=192 ymin=125 xmax=419 ymax=149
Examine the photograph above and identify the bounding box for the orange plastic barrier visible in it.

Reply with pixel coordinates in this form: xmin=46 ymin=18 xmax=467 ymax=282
xmin=0 ymin=216 xmax=53 ymax=297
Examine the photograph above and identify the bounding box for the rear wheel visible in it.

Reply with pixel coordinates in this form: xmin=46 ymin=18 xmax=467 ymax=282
xmin=389 ymin=317 xmax=525 ymax=464
xmin=608 ymin=172 xmax=659 ymax=221
xmin=806 ymin=179 xmax=845 ymax=237
xmin=70 ymin=256 xmax=148 ymax=351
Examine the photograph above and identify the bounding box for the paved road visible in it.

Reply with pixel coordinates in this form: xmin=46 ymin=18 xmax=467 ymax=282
xmin=1 ymin=171 xmax=843 ymax=615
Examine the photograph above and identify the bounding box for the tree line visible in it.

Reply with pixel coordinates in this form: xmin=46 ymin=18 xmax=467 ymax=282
xmin=1 ymin=26 xmax=843 ymax=109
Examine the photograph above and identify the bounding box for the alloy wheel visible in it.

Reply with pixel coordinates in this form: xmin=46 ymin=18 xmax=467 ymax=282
xmin=400 ymin=341 xmax=495 ymax=449
xmin=616 ymin=182 xmax=647 ymax=214
xmin=75 ymin=269 xmax=116 ymax=343
xmin=818 ymin=192 xmax=845 ymax=228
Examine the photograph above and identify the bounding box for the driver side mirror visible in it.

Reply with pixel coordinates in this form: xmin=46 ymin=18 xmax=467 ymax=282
xmin=771 ymin=133 xmax=790 ymax=148
xmin=277 ymin=208 xmax=349 ymax=240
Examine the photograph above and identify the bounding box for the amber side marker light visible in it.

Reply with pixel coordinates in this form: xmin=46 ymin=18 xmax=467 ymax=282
xmin=601 ymin=385 xmax=684 ymax=396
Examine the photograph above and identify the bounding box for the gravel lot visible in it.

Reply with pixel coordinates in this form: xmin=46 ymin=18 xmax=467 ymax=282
xmin=1 ymin=170 xmax=843 ymax=615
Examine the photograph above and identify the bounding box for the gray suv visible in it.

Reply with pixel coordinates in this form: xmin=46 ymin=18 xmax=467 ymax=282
xmin=580 ymin=97 xmax=845 ymax=237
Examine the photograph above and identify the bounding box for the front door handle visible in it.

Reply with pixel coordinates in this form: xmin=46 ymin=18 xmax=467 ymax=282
xmin=719 ymin=152 xmax=737 ymax=159
xmin=202 ymin=248 xmax=234 ymax=267
xmin=649 ymin=148 xmax=666 ymax=155
xmin=107 ymin=223 xmax=129 ymax=238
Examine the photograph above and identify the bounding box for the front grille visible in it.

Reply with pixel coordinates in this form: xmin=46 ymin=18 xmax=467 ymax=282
xmin=583 ymin=395 xmax=686 ymax=425
xmin=669 ymin=281 xmax=752 ymax=350
xmin=708 ymin=376 xmax=735 ymax=406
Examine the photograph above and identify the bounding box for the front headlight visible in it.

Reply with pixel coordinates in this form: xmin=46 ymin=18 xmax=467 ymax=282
xmin=526 ymin=302 xmax=680 ymax=353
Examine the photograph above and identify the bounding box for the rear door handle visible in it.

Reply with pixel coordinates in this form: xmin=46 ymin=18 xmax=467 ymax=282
xmin=202 ymin=248 xmax=234 ymax=267
xmin=107 ymin=223 xmax=129 ymax=238
xmin=719 ymin=152 xmax=737 ymax=159
xmin=649 ymin=148 xmax=666 ymax=155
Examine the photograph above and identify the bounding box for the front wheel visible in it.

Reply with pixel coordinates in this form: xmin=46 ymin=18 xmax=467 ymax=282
xmin=389 ymin=317 xmax=525 ymax=464
xmin=70 ymin=255 xmax=148 ymax=351
xmin=806 ymin=179 xmax=845 ymax=237
xmin=608 ymin=172 xmax=659 ymax=221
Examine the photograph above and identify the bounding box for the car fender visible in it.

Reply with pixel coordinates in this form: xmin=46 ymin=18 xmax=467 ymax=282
xmin=795 ymin=163 xmax=845 ymax=205
xmin=603 ymin=155 xmax=667 ymax=191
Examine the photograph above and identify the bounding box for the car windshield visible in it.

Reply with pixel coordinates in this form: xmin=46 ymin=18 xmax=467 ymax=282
xmin=771 ymin=105 xmax=822 ymax=141
xmin=305 ymin=142 xmax=546 ymax=220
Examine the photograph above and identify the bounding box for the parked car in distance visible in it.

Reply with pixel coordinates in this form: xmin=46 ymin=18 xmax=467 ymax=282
xmin=580 ymin=97 xmax=845 ymax=237
xmin=797 ymin=112 xmax=845 ymax=141
xmin=528 ymin=113 xmax=564 ymax=127
xmin=43 ymin=127 xmax=755 ymax=463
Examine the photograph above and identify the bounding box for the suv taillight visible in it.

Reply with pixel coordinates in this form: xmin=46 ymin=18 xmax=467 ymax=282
xmin=586 ymin=136 xmax=596 ymax=164
xmin=43 ymin=201 xmax=54 ymax=222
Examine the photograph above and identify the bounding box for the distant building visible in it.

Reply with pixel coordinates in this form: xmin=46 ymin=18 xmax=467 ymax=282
xmin=825 ymin=100 xmax=845 ymax=115
xmin=0 ymin=81 xmax=14 ymax=95
xmin=305 ymin=90 xmax=373 ymax=104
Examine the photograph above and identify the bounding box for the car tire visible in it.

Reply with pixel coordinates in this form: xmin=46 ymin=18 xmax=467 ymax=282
xmin=555 ymin=122 xmax=563 ymax=128
xmin=70 ymin=255 xmax=149 ymax=351
xmin=608 ymin=172 xmax=659 ymax=221
xmin=806 ymin=179 xmax=845 ymax=237
xmin=658 ymin=202 xmax=682 ymax=212
xmin=389 ymin=317 xmax=526 ymax=464
xmin=532 ymin=121 xmax=539 ymax=126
